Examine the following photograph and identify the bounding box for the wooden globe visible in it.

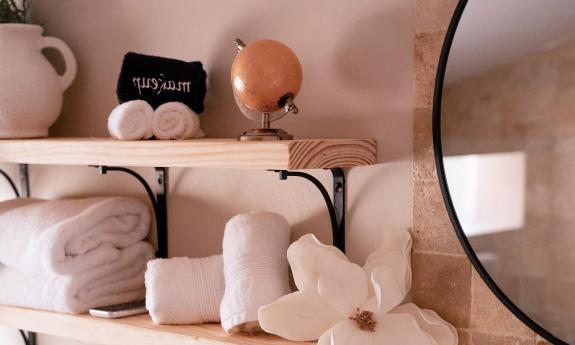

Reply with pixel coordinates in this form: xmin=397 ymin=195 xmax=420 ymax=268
xmin=231 ymin=39 xmax=302 ymax=114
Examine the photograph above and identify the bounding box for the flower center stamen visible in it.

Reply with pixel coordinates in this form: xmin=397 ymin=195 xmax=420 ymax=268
xmin=349 ymin=308 xmax=377 ymax=332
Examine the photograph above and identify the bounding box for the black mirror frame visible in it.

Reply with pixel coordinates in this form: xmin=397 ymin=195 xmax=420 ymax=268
xmin=432 ymin=1 xmax=567 ymax=344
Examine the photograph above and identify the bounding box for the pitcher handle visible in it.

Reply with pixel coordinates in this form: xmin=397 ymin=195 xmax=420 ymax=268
xmin=38 ymin=36 xmax=77 ymax=91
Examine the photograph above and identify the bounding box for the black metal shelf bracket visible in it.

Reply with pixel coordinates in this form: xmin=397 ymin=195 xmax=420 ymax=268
xmin=19 ymin=164 xmax=30 ymax=198
xmin=19 ymin=330 xmax=36 ymax=345
xmin=0 ymin=169 xmax=19 ymax=198
xmin=19 ymin=165 xmax=34 ymax=345
xmin=93 ymin=166 xmax=169 ymax=258
xmin=275 ymin=168 xmax=346 ymax=252
xmin=0 ymin=164 xmax=28 ymax=198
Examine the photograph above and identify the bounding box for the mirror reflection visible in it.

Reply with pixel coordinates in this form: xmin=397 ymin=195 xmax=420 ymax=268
xmin=441 ymin=0 xmax=575 ymax=342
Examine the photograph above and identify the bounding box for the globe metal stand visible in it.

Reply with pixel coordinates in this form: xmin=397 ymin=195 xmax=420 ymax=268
xmin=238 ymin=110 xmax=296 ymax=141
xmin=233 ymin=38 xmax=302 ymax=141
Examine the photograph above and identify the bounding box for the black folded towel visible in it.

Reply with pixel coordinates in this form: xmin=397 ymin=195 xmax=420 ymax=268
xmin=116 ymin=52 xmax=207 ymax=113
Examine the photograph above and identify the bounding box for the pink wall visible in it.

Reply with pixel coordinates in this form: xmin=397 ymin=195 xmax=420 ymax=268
xmin=0 ymin=1 xmax=414 ymax=344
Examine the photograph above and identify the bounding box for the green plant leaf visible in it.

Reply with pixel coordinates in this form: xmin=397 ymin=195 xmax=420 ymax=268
xmin=0 ymin=0 xmax=28 ymax=24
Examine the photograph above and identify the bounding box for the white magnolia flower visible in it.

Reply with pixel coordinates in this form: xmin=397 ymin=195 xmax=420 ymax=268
xmin=258 ymin=229 xmax=458 ymax=345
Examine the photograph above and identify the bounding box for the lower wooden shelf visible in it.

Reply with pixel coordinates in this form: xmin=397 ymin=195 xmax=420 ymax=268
xmin=0 ymin=305 xmax=310 ymax=345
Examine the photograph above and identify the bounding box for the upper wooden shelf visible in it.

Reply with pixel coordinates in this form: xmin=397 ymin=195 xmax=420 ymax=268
xmin=0 ymin=138 xmax=376 ymax=169
xmin=0 ymin=305 xmax=310 ymax=345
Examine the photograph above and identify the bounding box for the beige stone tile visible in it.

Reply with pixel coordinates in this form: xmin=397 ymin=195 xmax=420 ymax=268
xmin=545 ymin=280 xmax=575 ymax=315
xmin=471 ymin=270 xmax=535 ymax=338
xmin=411 ymin=252 xmax=471 ymax=328
xmin=414 ymin=32 xmax=446 ymax=109
xmin=551 ymin=150 xmax=575 ymax=221
xmin=471 ymin=332 xmax=535 ymax=345
xmin=525 ymin=151 xmax=554 ymax=219
xmin=537 ymin=310 xmax=575 ymax=344
xmin=415 ymin=0 xmax=459 ymax=34
xmin=458 ymin=329 xmax=471 ymax=345
xmin=522 ymin=306 xmax=573 ymax=341
xmin=554 ymin=48 xmax=575 ymax=137
xmin=535 ymin=335 xmax=553 ymax=344
xmin=547 ymin=244 xmax=575 ymax=291
xmin=413 ymin=107 xmax=437 ymax=182
xmin=516 ymin=277 xmax=546 ymax=319
xmin=519 ymin=243 xmax=549 ymax=280
xmin=413 ymin=180 xmax=464 ymax=255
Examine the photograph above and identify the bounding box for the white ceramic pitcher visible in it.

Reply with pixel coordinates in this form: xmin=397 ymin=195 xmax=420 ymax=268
xmin=0 ymin=24 xmax=77 ymax=138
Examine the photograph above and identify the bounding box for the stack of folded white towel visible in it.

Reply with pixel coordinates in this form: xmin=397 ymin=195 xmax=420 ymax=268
xmin=108 ymin=100 xmax=205 ymax=141
xmin=0 ymin=197 xmax=155 ymax=314
xmin=145 ymin=211 xmax=291 ymax=335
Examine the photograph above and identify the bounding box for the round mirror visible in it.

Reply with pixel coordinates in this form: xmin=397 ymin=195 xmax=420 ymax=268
xmin=434 ymin=1 xmax=575 ymax=344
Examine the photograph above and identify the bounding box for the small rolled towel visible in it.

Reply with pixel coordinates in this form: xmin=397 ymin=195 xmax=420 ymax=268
xmin=152 ymin=102 xmax=200 ymax=140
xmin=108 ymin=100 xmax=154 ymax=140
xmin=145 ymin=255 xmax=225 ymax=325
xmin=195 ymin=128 xmax=206 ymax=138
xmin=220 ymin=211 xmax=291 ymax=334
xmin=0 ymin=242 xmax=155 ymax=314
xmin=0 ymin=197 xmax=150 ymax=275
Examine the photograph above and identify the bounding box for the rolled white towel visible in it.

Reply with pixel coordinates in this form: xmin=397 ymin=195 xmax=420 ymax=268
xmin=145 ymin=255 xmax=224 ymax=325
xmin=0 ymin=242 xmax=155 ymax=314
xmin=220 ymin=211 xmax=291 ymax=334
xmin=0 ymin=197 xmax=150 ymax=275
xmin=152 ymin=102 xmax=200 ymax=140
xmin=194 ymin=128 xmax=206 ymax=138
xmin=108 ymin=100 xmax=154 ymax=140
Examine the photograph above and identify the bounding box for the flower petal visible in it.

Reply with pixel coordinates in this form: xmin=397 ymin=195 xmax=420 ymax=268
xmin=329 ymin=320 xmax=375 ymax=345
xmin=374 ymin=312 xmax=438 ymax=345
xmin=360 ymin=296 xmax=379 ymax=313
xmin=371 ymin=263 xmax=409 ymax=313
xmin=390 ymin=303 xmax=458 ymax=345
xmin=317 ymin=251 xmax=368 ymax=316
xmin=364 ymin=229 xmax=412 ymax=296
xmin=377 ymin=229 xmax=412 ymax=256
xmin=318 ymin=329 xmax=333 ymax=345
xmin=288 ymin=234 xmax=348 ymax=292
xmin=364 ymin=229 xmax=411 ymax=274
xmin=258 ymin=291 xmax=344 ymax=341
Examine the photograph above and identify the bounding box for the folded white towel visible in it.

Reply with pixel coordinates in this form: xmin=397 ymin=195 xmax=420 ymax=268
xmin=145 ymin=255 xmax=224 ymax=325
xmin=152 ymin=102 xmax=200 ymax=140
xmin=108 ymin=100 xmax=154 ymax=140
xmin=0 ymin=242 xmax=154 ymax=314
xmin=0 ymin=197 xmax=150 ymax=275
xmin=220 ymin=211 xmax=291 ymax=334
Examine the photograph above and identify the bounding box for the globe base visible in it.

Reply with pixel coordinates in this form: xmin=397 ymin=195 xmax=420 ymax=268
xmin=237 ymin=128 xmax=293 ymax=141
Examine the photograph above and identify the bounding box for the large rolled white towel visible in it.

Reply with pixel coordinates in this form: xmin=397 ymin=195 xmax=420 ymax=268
xmin=152 ymin=102 xmax=200 ymax=140
xmin=220 ymin=211 xmax=291 ymax=334
xmin=0 ymin=197 xmax=150 ymax=275
xmin=108 ymin=100 xmax=154 ymax=140
xmin=145 ymin=255 xmax=225 ymax=325
xmin=0 ymin=242 xmax=155 ymax=314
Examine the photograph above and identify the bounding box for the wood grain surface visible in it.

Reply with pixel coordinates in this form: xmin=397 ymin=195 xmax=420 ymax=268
xmin=0 ymin=306 xmax=312 ymax=345
xmin=0 ymin=138 xmax=376 ymax=169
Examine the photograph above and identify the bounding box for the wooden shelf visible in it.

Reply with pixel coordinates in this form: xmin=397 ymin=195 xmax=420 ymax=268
xmin=0 ymin=306 xmax=310 ymax=345
xmin=0 ymin=138 xmax=374 ymax=344
xmin=0 ymin=138 xmax=376 ymax=169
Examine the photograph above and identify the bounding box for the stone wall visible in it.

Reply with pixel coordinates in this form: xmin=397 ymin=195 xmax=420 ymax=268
xmin=412 ymin=0 xmax=550 ymax=343
xmin=442 ymin=37 xmax=575 ymax=341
